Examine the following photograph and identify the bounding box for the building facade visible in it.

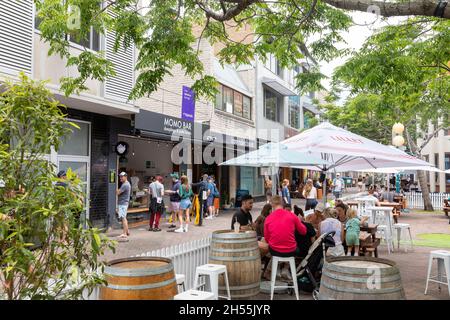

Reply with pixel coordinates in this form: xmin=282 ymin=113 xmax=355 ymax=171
xmin=0 ymin=3 xmax=323 ymax=228
xmin=418 ymin=121 xmax=450 ymax=193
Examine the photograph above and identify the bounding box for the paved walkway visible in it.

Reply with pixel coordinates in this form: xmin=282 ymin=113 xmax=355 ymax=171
xmin=103 ymin=198 xmax=450 ymax=300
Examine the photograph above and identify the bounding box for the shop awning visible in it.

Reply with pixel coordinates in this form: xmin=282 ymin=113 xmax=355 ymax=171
xmin=261 ymin=77 xmax=298 ymax=96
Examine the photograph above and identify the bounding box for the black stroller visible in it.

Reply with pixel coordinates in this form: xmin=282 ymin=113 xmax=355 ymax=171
xmin=291 ymin=231 xmax=336 ymax=300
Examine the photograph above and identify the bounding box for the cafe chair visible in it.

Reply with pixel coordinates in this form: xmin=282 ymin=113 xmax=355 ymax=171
xmin=193 ymin=264 xmax=231 ymax=300
xmin=425 ymin=250 xmax=450 ymax=296
xmin=270 ymin=256 xmax=299 ymax=300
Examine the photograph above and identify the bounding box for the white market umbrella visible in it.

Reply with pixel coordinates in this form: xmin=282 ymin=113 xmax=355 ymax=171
xmin=281 ymin=122 xmax=432 ymax=203
xmin=219 ymin=142 xmax=331 ymax=195
xmin=356 ymin=166 xmax=443 ymax=174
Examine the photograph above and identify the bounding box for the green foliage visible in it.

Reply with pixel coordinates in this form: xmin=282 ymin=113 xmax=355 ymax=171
xmin=35 ymin=0 xmax=353 ymax=100
xmin=323 ymin=17 xmax=450 ymax=149
xmin=0 ymin=74 xmax=115 ymax=300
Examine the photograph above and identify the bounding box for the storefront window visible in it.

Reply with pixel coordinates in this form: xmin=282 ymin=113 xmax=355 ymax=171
xmin=240 ymin=167 xmax=263 ymax=196
xmin=223 ymin=86 xmax=234 ymax=114
xmin=215 ymin=84 xmax=251 ymax=120
xmin=234 ymin=91 xmax=243 ymax=117
xmin=215 ymin=84 xmax=224 ymax=111
xmin=303 ymin=110 xmax=314 ymax=129
xmin=59 ymin=121 xmax=90 ymax=156
xmin=264 ymin=89 xmax=278 ymax=122
xmin=243 ymin=96 xmax=251 ymax=120
xmin=288 ymin=96 xmax=300 ymax=129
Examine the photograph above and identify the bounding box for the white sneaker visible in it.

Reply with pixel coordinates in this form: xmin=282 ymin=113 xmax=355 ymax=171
xmin=206 ymin=215 xmax=213 ymax=220
xmin=174 ymin=227 xmax=184 ymax=233
xmin=184 ymin=225 xmax=188 ymax=232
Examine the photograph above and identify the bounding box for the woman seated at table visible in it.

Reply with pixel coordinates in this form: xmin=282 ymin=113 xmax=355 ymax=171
xmin=319 ymin=208 xmax=345 ymax=257
xmin=254 ymin=203 xmax=272 ymax=240
xmin=335 ymin=203 xmax=349 ymax=224
xmin=294 ymin=205 xmax=317 ymax=258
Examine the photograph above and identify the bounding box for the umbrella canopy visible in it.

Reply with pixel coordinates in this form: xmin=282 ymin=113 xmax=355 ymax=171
xmin=281 ymin=122 xmax=431 ymax=172
xmin=355 ymin=166 xmax=443 ymax=174
xmin=219 ymin=142 xmax=330 ymax=167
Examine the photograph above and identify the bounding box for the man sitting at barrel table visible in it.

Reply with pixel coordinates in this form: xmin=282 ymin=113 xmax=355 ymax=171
xmin=264 ymin=195 xmax=307 ymax=258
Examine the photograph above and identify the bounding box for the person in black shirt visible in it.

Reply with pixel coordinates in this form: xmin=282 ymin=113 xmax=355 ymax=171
xmin=294 ymin=205 xmax=317 ymax=257
xmin=230 ymin=194 xmax=254 ymax=230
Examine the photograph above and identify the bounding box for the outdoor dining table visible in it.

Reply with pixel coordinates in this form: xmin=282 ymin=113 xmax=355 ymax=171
xmin=379 ymin=201 xmax=402 ymax=223
xmin=359 ymin=224 xmax=380 ymax=257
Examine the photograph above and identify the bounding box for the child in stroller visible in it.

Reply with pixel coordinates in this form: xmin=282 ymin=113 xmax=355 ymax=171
xmin=286 ymin=231 xmax=336 ymax=299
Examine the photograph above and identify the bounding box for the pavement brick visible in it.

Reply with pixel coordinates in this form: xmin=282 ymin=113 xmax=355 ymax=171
xmin=103 ymin=198 xmax=450 ymax=300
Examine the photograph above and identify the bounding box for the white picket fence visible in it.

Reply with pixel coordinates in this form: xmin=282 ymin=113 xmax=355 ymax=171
xmin=405 ymin=192 xmax=449 ymax=210
xmin=132 ymin=236 xmax=212 ymax=290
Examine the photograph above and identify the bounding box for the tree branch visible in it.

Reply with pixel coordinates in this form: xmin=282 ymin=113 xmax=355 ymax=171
xmin=322 ymin=0 xmax=450 ymax=19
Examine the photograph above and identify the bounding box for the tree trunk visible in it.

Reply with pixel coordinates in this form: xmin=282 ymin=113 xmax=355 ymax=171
xmin=404 ymin=127 xmax=434 ymax=211
xmin=417 ymin=170 xmax=434 ymax=211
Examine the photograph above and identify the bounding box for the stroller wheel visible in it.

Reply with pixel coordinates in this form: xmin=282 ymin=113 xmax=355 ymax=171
xmin=312 ymin=289 xmax=320 ymax=300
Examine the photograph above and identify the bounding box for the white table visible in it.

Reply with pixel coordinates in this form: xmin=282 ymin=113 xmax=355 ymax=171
xmin=366 ymin=206 xmax=395 ymax=252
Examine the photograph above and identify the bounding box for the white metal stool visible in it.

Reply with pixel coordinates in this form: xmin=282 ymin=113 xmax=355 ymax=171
xmin=393 ymin=223 xmax=414 ymax=252
xmin=377 ymin=225 xmax=394 ymax=254
xmin=193 ymin=264 xmax=231 ymax=300
xmin=175 ymin=274 xmax=186 ymax=293
xmin=174 ymin=289 xmax=215 ymax=300
xmin=270 ymin=256 xmax=299 ymax=300
xmin=425 ymin=250 xmax=450 ymax=296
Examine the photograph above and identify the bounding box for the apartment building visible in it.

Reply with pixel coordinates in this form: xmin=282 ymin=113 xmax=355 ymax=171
xmin=0 ymin=3 xmax=323 ymax=227
xmin=418 ymin=121 xmax=450 ymax=193
xmin=0 ymin=1 xmax=137 ymax=228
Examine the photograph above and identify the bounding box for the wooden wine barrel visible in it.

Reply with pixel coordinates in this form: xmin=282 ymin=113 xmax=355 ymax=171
xmin=209 ymin=230 xmax=261 ymax=299
xmin=100 ymin=257 xmax=177 ymax=300
xmin=319 ymin=256 xmax=406 ymax=300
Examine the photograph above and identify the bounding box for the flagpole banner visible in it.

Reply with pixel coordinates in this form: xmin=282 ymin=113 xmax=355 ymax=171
xmin=181 ymin=85 xmax=195 ymax=122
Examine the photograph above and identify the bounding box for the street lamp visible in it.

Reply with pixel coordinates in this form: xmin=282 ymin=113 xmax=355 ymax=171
xmin=392 ymin=122 xmax=405 ymax=135
xmin=392 ymin=135 xmax=405 ymax=147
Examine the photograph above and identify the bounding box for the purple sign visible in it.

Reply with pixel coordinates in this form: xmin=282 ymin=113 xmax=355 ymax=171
xmin=181 ymin=85 xmax=195 ymax=122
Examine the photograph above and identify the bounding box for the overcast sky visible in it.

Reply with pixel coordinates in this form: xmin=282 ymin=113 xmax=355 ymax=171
xmin=319 ymin=12 xmax=403 ymax=102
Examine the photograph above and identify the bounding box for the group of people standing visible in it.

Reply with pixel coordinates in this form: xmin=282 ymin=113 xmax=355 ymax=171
xmin=162 ymin=173 xmax=220 ymax=233
xmin=115 ymin=172 xmax=220 ymax=240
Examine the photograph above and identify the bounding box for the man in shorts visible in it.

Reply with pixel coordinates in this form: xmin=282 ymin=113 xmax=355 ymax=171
xmin=117 ymin=172 xmax=131 ymax=240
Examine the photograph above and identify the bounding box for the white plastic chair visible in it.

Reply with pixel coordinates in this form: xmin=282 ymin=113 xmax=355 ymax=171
xmin=270 ymin=256 xmax=299 ymax=300
xmin=193 ymin=264 xmax=231 ymax=300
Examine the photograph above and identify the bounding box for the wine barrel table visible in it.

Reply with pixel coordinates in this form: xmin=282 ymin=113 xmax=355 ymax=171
xmin=100 ymin=257 xmax=177 ymax=300
xmin=319 ymin=256 xmax=406 ymax=300
xmin=209 ymin=230 xmax=261 ymax=299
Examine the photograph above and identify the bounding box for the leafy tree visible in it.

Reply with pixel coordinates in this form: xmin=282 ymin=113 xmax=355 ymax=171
xmin=0 ymin=74 xmax=116 ymax=299
xmin=322 ymin=17 xmax=450 ymax=210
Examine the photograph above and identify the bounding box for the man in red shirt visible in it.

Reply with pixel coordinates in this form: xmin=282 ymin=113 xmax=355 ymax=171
xmin=264 ymin=195 xmax=307 ymax=257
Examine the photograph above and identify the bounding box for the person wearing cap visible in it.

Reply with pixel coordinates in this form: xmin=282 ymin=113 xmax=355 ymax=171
xmin=149 ymin=175 xmax=165 ymax=232
xmin=230 ymin=194 xmax=254 ymax=231
xmin=117 ymin=172 xmax=131 ymax=239
xmin=319 ymin=207 xmax=345 ymax=256
xmin=165 ymin=173 xmax=181 ymax=229
xmin=56 ymin=170 xmax=67 ymax=188
xmin=332 ymin=173 xmax=345 ymax=200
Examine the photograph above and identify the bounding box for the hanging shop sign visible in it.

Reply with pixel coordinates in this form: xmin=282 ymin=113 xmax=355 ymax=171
xmin=115 ymin=141 xmax=129 ymax=156
xmin=181 ymin=86 xmax=195 ymax=122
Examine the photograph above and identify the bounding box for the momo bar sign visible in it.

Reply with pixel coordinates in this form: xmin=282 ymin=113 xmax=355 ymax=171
xmin=134 ymin=109 xmax=193 ymax=137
